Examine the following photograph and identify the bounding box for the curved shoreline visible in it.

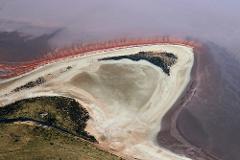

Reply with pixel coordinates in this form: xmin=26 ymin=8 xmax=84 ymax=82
xmin=158 ymin=46 xmax=221 ymax=160
xmin=0 ymin=40 xmax=195 ymax=160
xmin=0 ymin=37 xmax=199 ymax=80
xmin=158 ymin=47 xmax=209 ymax=159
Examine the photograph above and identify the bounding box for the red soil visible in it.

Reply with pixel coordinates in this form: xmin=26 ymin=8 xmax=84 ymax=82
xmin=0 ymin=37 xmax=201 ymax=79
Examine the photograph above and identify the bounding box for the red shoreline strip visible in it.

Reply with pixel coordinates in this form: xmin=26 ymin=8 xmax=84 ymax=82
xmin=0 ymin=37 xmax=201 ymax=79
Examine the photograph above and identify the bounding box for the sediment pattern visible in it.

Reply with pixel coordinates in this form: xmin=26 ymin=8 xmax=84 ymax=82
xmin=0 ymin=40 xmax=198 ymax=160
xmin=99 ymin=51 xmax=177 ymax=75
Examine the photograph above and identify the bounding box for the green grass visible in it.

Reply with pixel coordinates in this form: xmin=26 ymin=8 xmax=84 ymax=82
xmin=0 ymin=123 xmax=122 ymax=160
xmin=0 ymin=97 xmax=123 ymax=160
xmin=0 ymin=96 xmax=95 ymax=141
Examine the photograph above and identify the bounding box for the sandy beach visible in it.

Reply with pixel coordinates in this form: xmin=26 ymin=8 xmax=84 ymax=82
xmin=0 ymin=44 xmax=194 ymax=160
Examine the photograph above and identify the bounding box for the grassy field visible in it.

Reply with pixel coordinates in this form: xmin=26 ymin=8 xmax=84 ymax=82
xmin=0 ymin=123 xmax=122 ymax=160
xmin=0 ymin=97 xmax=123 ymax=160
xmin=0 ymin=96 xmax=95 ymax=141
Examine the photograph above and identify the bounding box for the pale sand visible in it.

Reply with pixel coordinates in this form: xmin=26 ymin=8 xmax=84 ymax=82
xmin=0 ymin=44 xmax=194 ymax=160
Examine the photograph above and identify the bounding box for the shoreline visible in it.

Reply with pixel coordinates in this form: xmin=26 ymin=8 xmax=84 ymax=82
xmin=0 ymin=37 xmax=199 ymax=80
xmin=0 ymin=42 xmax=195 ymax=160
xmin=158 ymin=46 xmax=220 ymax=160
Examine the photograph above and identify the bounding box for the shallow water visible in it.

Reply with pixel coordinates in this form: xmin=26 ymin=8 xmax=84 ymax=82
xmin=0 ymin=1 xmax=240 ymax=160
xmin=1 ymin=0 xmax=240 ymax=55
xmin=177 ymin=43 xmax=240 ymax=160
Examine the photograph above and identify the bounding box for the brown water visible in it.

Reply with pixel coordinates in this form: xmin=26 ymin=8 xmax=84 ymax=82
xmin=0 ymin=1 xmax=240 ymax=160
xmin=176 ymin=43 xmax=240 ymax=160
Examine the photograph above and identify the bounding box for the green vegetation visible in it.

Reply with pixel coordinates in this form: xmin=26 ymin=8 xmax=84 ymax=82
xmin=0 ymin=97 xmax=123 ymax=160
xmin=0 ymin=96 xmax=95 ymax=142
xmin=12 ymin=77 xmax=46 ymax=92
xmin=0 ymin=123 xmax=122 ymax=160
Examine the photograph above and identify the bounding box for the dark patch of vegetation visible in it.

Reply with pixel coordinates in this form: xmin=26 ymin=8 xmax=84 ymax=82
xmin=0 ymin=96 xmax=96 ymax=142
xmin=66 ymin=66 xmax=72 ymax=70
xmin=99 ymin=51 xmax=177 ymax=75
xmin=12 ymin=77 xmax=46 ymax=92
